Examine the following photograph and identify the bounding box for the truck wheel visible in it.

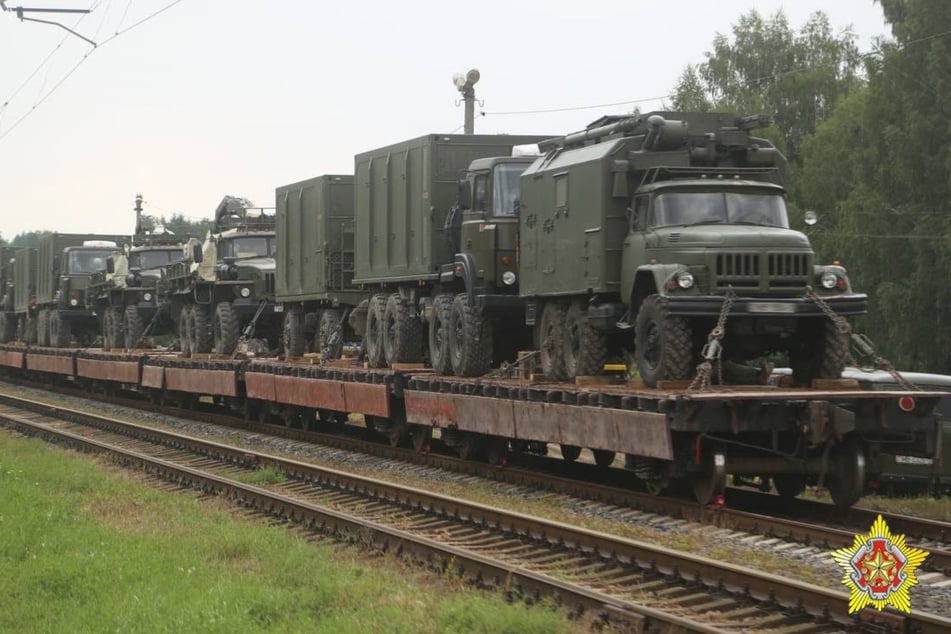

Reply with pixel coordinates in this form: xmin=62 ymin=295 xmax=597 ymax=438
xmin=190 ymin=305 xmax=213 ymax=354
xmin=101 ymin=308 xmax=113 ymax=349
xmin=537 ymin=302 xmax=568 ymax=381
xmin=564 ymin=300 xmax=607 ymax=379
xmin=0 ymin=313 xmax=14 ymax=343
xmin=365 ymin=293 xmax=388 ymax=368
xmin=790 ymin=319 xmax=849 ymax=386
xmin=107 ymin=307 xmax=124 ymax=349
xmin=125 ymin=306 xmax=145 ymax=349
xmin=49 ymin=311 xmax=72 ymax=348
xmin=213 ymin=302 xmax=239 ymax=355
xmin=634 ymin=294 xmax=692 ymax=387
xmin=448 ymin=293 xmax=493 ymax=377
xmin=22 ymin=314 xmax=36 ymax=344
xmin=383 ymin=293 xmax=422 ymax=365
xmin=283 ymin=306 xmax=305 ymax=357
xmin=179 ymin=306 xmax=193 ymax=357
xmin=37 ymin=309 xmax=50 ymax=347
xmin=428 ymin=293 xmax=453 ymax=375
xmin=318 ymin=309 xmax=343 ymax=360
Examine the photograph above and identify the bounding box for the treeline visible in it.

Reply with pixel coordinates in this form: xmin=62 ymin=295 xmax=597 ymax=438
xmin=672 ymin=1 xmax=951 ymax=372
xmin=2 ymin=214 xmax=212 ymax=249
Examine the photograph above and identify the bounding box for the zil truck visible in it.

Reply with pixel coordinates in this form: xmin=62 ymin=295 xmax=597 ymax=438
xmin=433 ymin=112 xmax=866 ymax=386
xmin=24 ymin=233 xmax=126 ymax=347
xmin=162 ymin=196 xmax=278 ymax=356
xmin=87 ymin=195 xmax=187 ymax=348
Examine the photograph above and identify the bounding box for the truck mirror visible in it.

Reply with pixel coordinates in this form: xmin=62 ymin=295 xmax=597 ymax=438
xmin=106 ymin=257 xmax=115 ymax=274
xmin=457 ymin=179 xmax=471 ymax=209
xmin=191 ymin=243 xmax=203 ymax=263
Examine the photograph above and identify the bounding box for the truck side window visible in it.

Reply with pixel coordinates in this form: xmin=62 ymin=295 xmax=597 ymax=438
xmin=473 ymin=175 xmax=487 ymax=211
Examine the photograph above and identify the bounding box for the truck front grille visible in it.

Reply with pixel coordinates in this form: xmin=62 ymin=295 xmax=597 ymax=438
xmin=714 ymin=252 xmax=810 ymax=290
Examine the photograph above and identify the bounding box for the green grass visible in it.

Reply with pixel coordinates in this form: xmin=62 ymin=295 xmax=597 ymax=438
xmin=230 ymin=465 xmax=287 ymax=486
xmin=0 ymin=432 xmax=572 ymax=633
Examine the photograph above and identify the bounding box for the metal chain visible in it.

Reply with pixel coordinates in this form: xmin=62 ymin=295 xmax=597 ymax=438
xmin=802 ymin=286 xmax=917 ymax=391
xmin=688 ymin=286 xmax=735 ymax=392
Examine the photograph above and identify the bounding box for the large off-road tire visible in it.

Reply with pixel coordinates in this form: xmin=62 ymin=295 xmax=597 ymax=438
xmin=101 ymin=308 xmax=113 ymax=349
xmin=383 ymin=293 xmax=422 ymax=365
xmin=190 ymin=305 xmax=213 ymax=354
xmin=634 ymin=294 xmax=693 ymax=387
xmin=37 ymin=309 xmax=50 ymax=347
xmin=563 ymin=299 xmax=607 ymax=379
xmin=318 ymin=309 xmax=343 ymax=360
xmin=790 ymin=318 xmax=849 ymax=387
xmin=49 ymin=311 xmax=72 ymax=348
xmin=0 ymin=313 xmax=15 ymax=343
xmin=213 ymin=302 xmax=239 ymax=355
xmin=106 ymin=306 xmax=124 ymax=349
xmin=364 ymin=293 xmax=388 ymax=368
xmin=124 ymin=305 xmax=145 ymax=349
xmin=178 ymin=305 xmax=193 ymax=357
xmin=448 ymin=293 xmax=493 ymax=377
xmin=428 ymin=293 xmax=454 ymax=375
xmin=537 ymin=301 xmax=568 ymax=381
xmin=282 ymin=306 xmax=305 ymax=357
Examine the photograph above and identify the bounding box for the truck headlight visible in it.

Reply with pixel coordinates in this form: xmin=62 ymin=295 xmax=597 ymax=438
xmin=676 ymin=271 xmax=694 ymax=289
xmin=143 ymin=293 xmax=152 ymax=302
xmin=240 ymin=287 xmax=251 ymax=298
xmin=502 ymin=271 xmax=516 ymax=286
xmin=819 ymin=271 xmax=838 ymax=289
xmin=70 ymin=298 xmax=78 ymax=306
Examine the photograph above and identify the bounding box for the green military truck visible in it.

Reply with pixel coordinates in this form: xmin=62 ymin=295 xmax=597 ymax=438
xmin=87 ymin=195 xmax=187 ymax=349
xmin=276 ymin=175 xmax=363 ymax=358
xmin=515 ymin=112 xmax=866 ymax=386
xmin=26 ymin=233 xmax=126 ymax=347
xmin=352 ymin=133 xmax=552 ymax=370
xmin=163 ymin=196 xmax=278 ymax=356
xmin=0 ymin=246 xmax=18 ymax=342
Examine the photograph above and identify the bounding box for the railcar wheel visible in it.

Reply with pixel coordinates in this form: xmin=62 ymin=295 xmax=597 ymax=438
xmin=448 ymin=294 xmax=493 ymax=377
xmin=124 ymin=305 xmax=145 ymax=349
xmin=178 ymin=306 xmax=193 ymax=357
xmin=365 ymin=293 xmax=388 ymax=368
xmin=37 ymin=309 xmax=50 ymax=347
xmin=428 ymin=293 xmax=454 ymax=375
xmin=383 ymin=293 xmax=422 ymax=365
xmin=691 ymin=449 xmax=727 ymax=505
xmin=828 ymin=439 xmax=866 ymax=509
xmin=564 ymin=300 xmax=607 ymax=379
xmin=409 ymin=424 xmax=432 ymax=453
xmin=456 ymin=432 xmax=486 ymax=461
xmin=49 ymin=311 xmax=71 ymax=348
xmin=213 ymin=302 xmax=239 ymax=355
xmin=593 ymin=449 xmax=616 ymax=468
xmin=634 ymin=294 xmax=693 ymax=387
xmin=485 ymin=436 xmax=508 ymax=466
xmin=560 ymin=444 xmax=581 ymax=463
xmin=537 ymin=302 xmax=568 ymax=381
xmin=318 ymin=309 xmax=343 ymax=360
xmin=283 ymin=306 xmax=305 ymax=357
xmin=190 ymin=305 xmax=213 ymax=354
xmin=773 ymin=475 xmax=807 ymax=499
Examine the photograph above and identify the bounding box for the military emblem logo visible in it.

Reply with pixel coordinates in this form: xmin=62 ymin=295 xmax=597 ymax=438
xmin=831 ymin=514 xmax=929 ymax=613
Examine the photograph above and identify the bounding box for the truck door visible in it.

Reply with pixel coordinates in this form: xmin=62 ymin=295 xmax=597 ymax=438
xmin=621 ymin=195 xmax=651 ymax=306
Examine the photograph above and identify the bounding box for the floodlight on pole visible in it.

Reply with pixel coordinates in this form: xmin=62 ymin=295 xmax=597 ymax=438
xmin=453 ymin=68 xmax=480 ymax=135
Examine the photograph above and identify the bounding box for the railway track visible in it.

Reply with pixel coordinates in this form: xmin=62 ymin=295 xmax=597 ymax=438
xmin=3 ymin=378 xmax=951 ymax=577
xmin=4 ymin=394 xmax=950 ymax=632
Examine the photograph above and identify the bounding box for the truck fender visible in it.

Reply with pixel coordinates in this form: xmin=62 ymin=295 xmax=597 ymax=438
xmin=630 ymin=264 xmax=688 ymax=311
xmin=453 ymin=253 xmax=477 ymax=306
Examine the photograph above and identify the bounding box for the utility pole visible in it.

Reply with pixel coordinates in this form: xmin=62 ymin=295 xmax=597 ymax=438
xmin=452 ymin=69 xmax=480 ymax=135
xmin=0 ymin=2 xmax=97 ymax=47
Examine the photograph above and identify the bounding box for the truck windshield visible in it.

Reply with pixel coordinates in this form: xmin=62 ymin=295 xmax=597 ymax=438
xmin=67 ymin=250 xmax=112 ymax=274
xmin=651 ymin=191 xmax=790 ymax=228
xmin=227 ymin=236 xmax=275 ymax=258
xmin=132 ymin=249 xmax=183 ymax=270
xmin=492 ymin=163 xmax=529 ymax=216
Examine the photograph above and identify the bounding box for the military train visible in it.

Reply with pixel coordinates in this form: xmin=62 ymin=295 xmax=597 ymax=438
xmin=0 ymin=110 xmax=945 ymax=506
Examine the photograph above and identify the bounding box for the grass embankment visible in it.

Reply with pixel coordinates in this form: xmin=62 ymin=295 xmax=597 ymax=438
xmin=0 ymin=432 xmax=570 ymax=633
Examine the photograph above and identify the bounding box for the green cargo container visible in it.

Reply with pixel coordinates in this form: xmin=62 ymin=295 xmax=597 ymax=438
xmin=353 ymin=133 xmax=551 ymax=285
xmin=13 ymin=247 xmax=37 ymax=314
xmin=276 ymin=175 xmax=356 ymax=302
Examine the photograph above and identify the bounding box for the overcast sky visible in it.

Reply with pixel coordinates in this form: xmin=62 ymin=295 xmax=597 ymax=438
xmin=0 ymin=0 xmax=890 ymax=238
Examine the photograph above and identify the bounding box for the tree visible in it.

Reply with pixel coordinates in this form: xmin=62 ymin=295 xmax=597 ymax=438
xmin=10 ymin=230 xmax=52 ymax=248
xmin=670 ymin=10 xmax=863 ymax=162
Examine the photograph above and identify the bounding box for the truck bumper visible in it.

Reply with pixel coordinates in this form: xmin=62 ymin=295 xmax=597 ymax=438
xmin=666 ymin=293 xmax=867 ymax=318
